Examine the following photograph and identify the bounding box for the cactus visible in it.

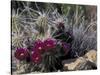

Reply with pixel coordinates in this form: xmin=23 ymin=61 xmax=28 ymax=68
xmin=11 ymin=1 xmax=97 ymax=74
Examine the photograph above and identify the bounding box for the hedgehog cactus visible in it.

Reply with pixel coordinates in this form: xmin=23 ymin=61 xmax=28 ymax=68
xmin=13 ymin=11 xmax=72 ymax=71
xmin=12 ymin=1 xmax=97 ymax=73
xmin=15 ymin=48 xmax=29 ymax=60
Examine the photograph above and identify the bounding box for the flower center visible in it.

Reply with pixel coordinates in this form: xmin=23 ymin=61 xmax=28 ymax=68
xmin=38 ymin=47 xmax=42 ymax=50
xmin=31 ymin=51 xmax=34 ymax=54
xmin=36 ymin=57 xmax=39 ymax=60
xmin=47 ymin=44 xmax=50 ymax=47
xmin=20 ymin=53 xmax=24 ymax=56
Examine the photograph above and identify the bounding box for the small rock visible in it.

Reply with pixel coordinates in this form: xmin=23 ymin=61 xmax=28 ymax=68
xmin=63 ymin=50 xmax=97 ymax=71
xmin=63 ymin=57 xmax=87 ymax=70
xmin=84 ymin=50 xmax=97 ymax=63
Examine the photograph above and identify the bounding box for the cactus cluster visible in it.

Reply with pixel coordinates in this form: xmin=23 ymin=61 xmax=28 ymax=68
xmin=11 ymin=1 xmax=97 ymax=73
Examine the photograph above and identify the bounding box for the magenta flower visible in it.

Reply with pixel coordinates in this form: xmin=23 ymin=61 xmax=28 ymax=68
xmin=31 ymin=51 xmax=42 ymax=64
xmin=61 ymin=42 xmax=71 ymax=55
xmin=44 ymin=38 xmax=57 ymax=51
xmin=14 ymin=48 xmax=29 ymax=60
xmin=34 ymin=39 xmax=44 ymax=53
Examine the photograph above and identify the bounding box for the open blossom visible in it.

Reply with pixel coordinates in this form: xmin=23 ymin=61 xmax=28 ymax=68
xmin=14 ymin=48 xmax=29 ymax=60
xmin=44 ymin=38 xmax=57 ymax=51
xmin=34 ymin=39 xmax=44 ymax=53
xmin=31 ymin=51 xmax=42 ymax=64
